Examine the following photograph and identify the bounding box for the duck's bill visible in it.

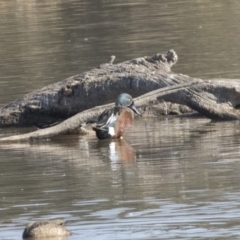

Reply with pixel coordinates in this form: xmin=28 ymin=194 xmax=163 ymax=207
xmin=130 ymin=104 xmax=142 ymax=116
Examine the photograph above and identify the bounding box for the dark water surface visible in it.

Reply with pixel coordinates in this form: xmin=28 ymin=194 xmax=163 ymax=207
xmin=1 ymin=0 xmax=240 ymax=239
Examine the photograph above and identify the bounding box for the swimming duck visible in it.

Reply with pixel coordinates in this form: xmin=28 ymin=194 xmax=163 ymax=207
xmin=92 ymin=93 xmax=141 ymax=139
xmin=22 ymin=219 xmax=71 ymax=239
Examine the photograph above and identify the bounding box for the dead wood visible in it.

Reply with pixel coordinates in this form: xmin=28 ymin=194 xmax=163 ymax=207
xmin=1 ymin=49 xmax=240 ymax=142
xmin=1 ymin=79 xmax=240 ymax=143
xmin=0 ymin=82 xmax=195 ymax=142
xmin=0 ymin=49 xmax=179 ymax=127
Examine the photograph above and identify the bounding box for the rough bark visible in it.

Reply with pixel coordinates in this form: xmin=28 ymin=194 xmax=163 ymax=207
xmin=0 ymin=49 xmax=179 ymax=127
xmin=1 ymin=49 xmax=240 ymax=142
xmin=0 ymin=83 xmax=195 ymax=142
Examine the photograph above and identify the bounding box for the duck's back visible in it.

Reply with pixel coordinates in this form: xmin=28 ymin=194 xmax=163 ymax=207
xmin=22 ymin=219 xmax=71 ymax=238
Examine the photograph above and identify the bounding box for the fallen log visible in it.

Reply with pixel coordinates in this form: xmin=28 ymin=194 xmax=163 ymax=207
xmin=0 ymin=82 xmax=196 ymax=142
xmin=1 ymin=49 xmax=240 ymax=142
xmin=0 ymin=49 xmax=179 ymax=127
xmin=1 ymin=78 xmax=240 ymax=143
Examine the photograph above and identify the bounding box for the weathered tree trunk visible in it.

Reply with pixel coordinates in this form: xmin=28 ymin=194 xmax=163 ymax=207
xmin=0 ymin=50 xmax=179 ymax=127
xmin=1 ymin=49 xmax=240 ymax=142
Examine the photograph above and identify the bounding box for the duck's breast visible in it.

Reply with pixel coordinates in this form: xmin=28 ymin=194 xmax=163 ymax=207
xmin=114 ymin=108 xmax=134 ymax=138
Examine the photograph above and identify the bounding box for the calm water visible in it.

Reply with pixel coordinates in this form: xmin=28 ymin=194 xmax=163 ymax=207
xmin=1 ymin=0 xmax=240 ymax=107
xmin=1 ymin=0 xmax=240 ymax=239
xmin=2 ymin=117 xmax=240 ymax=239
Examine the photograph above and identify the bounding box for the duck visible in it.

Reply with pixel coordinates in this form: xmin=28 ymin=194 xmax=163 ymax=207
xmin=92 ymin=93 xmax=141 ymax=140
xmin=22 ymin=219 xmax=71 ymax=239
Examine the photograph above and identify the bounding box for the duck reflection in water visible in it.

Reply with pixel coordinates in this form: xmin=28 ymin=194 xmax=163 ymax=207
xmin=97 ymin=139 xmax=136 ymax=164
xmin=91 ymin=93 xmax=141 ymax=140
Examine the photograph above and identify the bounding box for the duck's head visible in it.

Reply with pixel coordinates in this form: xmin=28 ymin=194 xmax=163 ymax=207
xmin=115 ymin=93 xmax=141 ymax=116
